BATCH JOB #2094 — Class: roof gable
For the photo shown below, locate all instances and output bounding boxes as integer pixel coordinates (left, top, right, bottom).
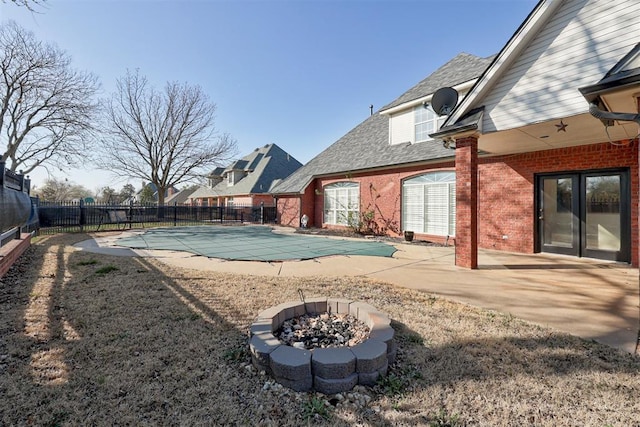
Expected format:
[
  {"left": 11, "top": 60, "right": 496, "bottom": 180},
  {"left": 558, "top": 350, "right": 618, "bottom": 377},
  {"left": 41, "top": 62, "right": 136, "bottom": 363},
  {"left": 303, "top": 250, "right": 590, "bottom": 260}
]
[{"left": 446, "top": 0, "right": 640, "bottom": 133}]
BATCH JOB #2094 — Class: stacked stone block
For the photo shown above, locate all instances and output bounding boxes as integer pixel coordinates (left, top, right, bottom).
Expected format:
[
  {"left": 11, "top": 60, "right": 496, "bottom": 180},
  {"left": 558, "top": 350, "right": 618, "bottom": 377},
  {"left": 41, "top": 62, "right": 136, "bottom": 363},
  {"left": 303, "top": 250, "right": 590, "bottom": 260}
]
[{"left": 249, "top": 297, "right": 395, "bottom": 393}]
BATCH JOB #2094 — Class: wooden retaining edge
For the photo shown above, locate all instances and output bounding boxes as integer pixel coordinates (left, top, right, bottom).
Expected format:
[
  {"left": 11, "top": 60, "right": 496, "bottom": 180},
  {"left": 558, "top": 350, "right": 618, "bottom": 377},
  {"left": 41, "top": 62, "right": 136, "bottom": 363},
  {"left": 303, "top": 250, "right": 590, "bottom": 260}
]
[{"left": 0, "top": 233, "right": 32, "bottom": 278}]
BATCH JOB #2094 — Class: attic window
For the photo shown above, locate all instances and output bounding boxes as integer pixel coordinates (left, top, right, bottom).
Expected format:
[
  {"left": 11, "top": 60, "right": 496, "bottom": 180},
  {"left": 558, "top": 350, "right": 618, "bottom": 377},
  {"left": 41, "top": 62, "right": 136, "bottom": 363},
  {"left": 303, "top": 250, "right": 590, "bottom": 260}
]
[
  {"left": 414, "top": 105, "right": 446, "bottom": 143},
  {"left": 227, "top": 172, "right": 234, "bottom": 186}
]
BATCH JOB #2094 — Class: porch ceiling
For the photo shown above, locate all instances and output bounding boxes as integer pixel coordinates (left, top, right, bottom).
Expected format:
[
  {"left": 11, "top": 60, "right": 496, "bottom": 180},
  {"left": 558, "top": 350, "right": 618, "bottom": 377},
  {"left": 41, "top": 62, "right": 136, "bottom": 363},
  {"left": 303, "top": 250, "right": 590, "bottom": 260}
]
[{"left": 478, "top": 110, "right": 639, "bottom": 156}]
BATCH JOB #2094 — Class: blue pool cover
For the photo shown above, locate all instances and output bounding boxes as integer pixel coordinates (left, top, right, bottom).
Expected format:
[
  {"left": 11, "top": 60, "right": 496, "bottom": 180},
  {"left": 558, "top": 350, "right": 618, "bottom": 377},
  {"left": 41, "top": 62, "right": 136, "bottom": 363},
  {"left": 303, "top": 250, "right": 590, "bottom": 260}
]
[{"left": 115, "top": 225, "right": 397, "bottom": 262}]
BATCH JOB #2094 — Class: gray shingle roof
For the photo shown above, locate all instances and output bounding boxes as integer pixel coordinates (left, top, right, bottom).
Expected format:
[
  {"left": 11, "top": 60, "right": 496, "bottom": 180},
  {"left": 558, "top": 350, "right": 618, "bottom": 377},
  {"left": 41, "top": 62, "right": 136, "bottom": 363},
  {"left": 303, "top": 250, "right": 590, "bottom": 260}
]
[
  {"left": 190, "top": 143, "right": 302, "bottom": 199},
  {"left": 272, "top": 53, "right": 494, "bottom": 195},
  {"left": 165, "top": 186, "right": 199, "bottom": 205},
  {"left": 382, "top": 52, "right": 495, "bottom": 111}
]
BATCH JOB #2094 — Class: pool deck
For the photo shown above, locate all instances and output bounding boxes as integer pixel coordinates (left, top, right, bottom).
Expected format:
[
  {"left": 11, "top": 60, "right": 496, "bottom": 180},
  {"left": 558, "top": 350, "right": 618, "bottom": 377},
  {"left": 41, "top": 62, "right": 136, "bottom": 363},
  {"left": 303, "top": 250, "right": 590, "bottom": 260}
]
[{"left": 76, "top": 227, "right": 640, "bottom": 355}]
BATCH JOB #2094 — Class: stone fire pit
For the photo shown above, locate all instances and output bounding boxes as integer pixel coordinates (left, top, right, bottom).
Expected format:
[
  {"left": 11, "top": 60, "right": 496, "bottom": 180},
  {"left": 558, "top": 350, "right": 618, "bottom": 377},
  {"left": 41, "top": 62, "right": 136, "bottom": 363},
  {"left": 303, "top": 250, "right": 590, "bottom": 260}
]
[{"left": 249, "top": 297, "right": 396, "bottom": 394}]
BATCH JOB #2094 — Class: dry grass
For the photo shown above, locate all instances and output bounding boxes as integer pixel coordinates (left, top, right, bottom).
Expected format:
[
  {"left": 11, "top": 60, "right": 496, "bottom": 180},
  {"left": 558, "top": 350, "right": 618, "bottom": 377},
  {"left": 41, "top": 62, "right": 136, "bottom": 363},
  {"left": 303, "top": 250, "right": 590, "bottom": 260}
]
[{"left": 1, "top": 233, "right": 639, "bottom": 426}]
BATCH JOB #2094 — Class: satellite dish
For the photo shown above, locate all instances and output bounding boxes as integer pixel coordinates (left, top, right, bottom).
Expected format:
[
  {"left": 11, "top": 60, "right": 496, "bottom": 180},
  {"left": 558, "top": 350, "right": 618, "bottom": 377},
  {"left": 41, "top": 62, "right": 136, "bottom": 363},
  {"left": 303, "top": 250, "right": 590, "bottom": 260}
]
[{"left": 431, "top": 87, "right": 459, "bottom": 116}]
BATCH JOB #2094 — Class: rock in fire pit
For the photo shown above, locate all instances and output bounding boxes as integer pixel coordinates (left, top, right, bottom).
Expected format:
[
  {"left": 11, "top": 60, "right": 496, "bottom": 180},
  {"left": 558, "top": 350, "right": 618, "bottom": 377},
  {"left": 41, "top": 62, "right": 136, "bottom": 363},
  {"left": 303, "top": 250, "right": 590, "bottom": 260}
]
[
  {"left": 249, "top": 297, "right": 396, "bottom": 394},
  {"left": 276, "top": 311, "right": 370, "bottom": 349}
]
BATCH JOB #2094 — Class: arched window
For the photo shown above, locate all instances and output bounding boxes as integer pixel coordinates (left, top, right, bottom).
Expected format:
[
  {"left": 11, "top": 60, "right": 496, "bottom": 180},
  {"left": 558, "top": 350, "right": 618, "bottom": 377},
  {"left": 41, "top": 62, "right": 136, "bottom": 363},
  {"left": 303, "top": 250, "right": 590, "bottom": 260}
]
[
  {"left": 324, "top": 182, "right": 359, "bottom": 226},
  {"left": 402, "top": 172, "right": 455, "bottom": 236}
]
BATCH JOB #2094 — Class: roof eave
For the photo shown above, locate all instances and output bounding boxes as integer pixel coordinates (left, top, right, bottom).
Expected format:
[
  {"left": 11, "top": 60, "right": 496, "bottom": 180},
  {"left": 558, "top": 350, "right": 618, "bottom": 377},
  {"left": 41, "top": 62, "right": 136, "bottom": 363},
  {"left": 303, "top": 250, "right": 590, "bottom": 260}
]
[
  {"left": 579, "top": 72, "right": 640, "bottom": 104},
  {"left": 430, "top": 123, "right": 479, "bottom": 140},
  {"left": 430, "top": 107, "right": 484, "bottom": 139}
]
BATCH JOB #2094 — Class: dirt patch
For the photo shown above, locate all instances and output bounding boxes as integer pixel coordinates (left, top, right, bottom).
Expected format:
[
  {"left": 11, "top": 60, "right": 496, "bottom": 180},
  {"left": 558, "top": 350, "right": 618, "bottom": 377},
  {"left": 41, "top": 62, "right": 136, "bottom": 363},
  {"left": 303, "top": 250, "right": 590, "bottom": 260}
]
[
  {"left": 295, "top": 227, "right": 448, "bottom": 247},
  {"left": 1, "top": 233, "right": 639, "bottom": 425}
]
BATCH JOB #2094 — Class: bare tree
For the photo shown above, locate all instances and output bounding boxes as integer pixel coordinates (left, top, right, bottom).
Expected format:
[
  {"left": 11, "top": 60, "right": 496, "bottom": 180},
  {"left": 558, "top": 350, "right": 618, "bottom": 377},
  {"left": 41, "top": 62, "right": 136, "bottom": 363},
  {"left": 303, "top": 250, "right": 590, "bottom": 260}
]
[
  {"left": 33, "top": 177, "right": 91, "bottom": 202},
  {"left": 3, "top": 0, "right": 46, "bottom": 11},
  {"left": 100, "top": 70, "right": 237, "bottom": 205},
  {"left": 0, "top": 21, "right": 100, "bottom": 175}
]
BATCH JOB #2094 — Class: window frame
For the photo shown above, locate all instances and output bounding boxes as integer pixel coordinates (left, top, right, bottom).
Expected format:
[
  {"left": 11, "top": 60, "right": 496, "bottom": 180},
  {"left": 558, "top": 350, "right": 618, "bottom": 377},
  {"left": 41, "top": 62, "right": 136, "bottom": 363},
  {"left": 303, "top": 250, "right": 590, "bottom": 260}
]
[
  {"left": 402, "top": 171, "right": 456, "bottom": 236},
  {"left": 413, "top": 104, "right": 446, "bottom": 143},
  {"left": 323, "top": 182, "right": 360, "bottom": 226}
]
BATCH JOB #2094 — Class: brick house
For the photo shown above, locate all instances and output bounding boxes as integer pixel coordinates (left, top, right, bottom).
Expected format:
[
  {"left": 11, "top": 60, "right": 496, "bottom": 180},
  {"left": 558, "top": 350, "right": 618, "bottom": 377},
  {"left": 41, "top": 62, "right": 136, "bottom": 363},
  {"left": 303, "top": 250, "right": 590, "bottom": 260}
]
[
  {"left": 274, "top": 0, "right": 640, "bottom": 268},
  {"left": 188, "top": 143, "right": 302, "bottom": 207}
]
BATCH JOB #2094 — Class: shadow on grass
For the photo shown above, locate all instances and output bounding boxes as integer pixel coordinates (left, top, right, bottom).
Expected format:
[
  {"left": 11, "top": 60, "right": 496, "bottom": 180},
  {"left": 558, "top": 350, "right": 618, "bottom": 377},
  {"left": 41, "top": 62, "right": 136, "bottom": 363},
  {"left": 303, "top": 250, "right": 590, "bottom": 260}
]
[
  {"left": 3, "top": 234, "right": 639, "bottom": 426},
  {"left": 345, "top": 317, "right": 640, "bottom": 427},
  {"left": 0, "top": 233, "right": 262, "bottom": 425}
]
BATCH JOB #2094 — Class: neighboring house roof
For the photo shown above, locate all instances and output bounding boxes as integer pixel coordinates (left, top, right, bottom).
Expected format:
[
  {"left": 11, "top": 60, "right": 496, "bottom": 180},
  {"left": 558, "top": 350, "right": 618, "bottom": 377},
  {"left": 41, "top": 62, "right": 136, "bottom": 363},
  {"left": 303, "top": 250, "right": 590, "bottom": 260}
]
[
  {"left": 188, "top": 184, "right": 219, "bottom": 200},
  {"left": 165, "top": 186, "right": 199, "bottom": 205},
  {"left": 190, "top": 143, "right": 302, "bottom": 199},
  {"left": 272, "top": 53, "right": 493, "bottom": 195},
  {"left": 135, "top": 182, "right": 179, "bottom": 200},
  {"left": 208, "top": 167, "right": 226, "bottom": 177}
]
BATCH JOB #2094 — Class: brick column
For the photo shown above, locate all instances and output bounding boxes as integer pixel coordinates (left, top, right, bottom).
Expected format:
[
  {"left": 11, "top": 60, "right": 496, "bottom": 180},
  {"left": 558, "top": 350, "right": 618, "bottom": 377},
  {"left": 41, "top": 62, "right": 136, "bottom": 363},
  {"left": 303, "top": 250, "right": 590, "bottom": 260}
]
[
  {"left": 455, "top": 136, "right": 478, "bottom": 269},
  {"left": 637, "top": 96, "right": 640, "bottom": 270}
]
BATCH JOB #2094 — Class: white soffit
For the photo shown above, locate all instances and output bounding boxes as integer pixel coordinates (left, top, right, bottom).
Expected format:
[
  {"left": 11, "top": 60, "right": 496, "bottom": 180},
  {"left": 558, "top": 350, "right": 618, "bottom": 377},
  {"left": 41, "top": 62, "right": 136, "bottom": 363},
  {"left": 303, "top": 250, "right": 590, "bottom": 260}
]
[{"left": 478, "top": 113, "right": 639, "bottom": 155}]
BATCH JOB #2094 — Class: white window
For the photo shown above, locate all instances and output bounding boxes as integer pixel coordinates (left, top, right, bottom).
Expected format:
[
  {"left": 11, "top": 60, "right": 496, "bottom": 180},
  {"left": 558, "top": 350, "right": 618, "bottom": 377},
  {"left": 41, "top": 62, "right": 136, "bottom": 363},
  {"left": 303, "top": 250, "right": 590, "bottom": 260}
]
[
  {"left": 227, "top": 172, "right": 234, "bottom": 185},
  {"left": 414, "top": 105, "right": 446, "bottom": 143},
  {"left": 324, "top": 182, "right": 359, "bottom": 226},
  {"left": 402, "top": 172, "right": 455, "bottom": 236}
]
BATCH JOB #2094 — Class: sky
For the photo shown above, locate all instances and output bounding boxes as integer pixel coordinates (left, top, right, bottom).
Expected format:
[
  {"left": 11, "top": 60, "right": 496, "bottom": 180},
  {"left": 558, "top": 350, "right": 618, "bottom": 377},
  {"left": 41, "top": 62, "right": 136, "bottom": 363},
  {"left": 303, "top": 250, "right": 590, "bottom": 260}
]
[{"left": 0, "top": 0, "right": 538, "bottom": 194}]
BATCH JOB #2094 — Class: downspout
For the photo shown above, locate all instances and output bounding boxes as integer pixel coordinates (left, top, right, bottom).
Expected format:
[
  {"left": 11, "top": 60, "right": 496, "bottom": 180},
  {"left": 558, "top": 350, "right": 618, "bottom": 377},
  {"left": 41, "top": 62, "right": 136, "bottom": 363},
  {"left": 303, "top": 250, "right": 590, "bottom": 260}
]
[{"left": 588, "top": 103, "right": 640, "bottom": 125}]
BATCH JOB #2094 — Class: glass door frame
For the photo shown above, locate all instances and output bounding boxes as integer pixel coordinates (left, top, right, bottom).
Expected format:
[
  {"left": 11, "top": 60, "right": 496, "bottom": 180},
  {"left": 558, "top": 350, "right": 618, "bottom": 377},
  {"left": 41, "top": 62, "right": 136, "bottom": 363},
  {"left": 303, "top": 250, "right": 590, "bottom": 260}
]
[
  {"left": 580, "top": 170, "right": 630, "bottom": 262},
  {"left": 536, "top": 174, "right": 580, "bottom": 257},
  {"left": 535, "top": 168, "right": 631, "bottom": 263}
]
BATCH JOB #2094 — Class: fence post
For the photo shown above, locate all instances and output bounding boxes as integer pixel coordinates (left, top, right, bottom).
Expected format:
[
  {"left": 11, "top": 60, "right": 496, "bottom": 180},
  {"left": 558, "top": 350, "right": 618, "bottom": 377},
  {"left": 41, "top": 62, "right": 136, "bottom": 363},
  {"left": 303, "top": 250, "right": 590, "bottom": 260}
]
[
  {"left": 79, "top": 198, "right": 85, "bottom": 232},
  {"left": 129, "top": 199, "right": 134, "bottom": 229},
  {"left": 219, "top": 206, "right": 223, "bottom": 224},
  {"left": 18, "top": 170, "right": 24, "bottom": 192},
  {"left": 0, "top": 161, "right": 4, "bottom": 187},
  {"left": 173, "top": 202, "right": 177, "bottom": 226},
  {"left": 260, "top": 202, "right": 264, "bottom": 224}
]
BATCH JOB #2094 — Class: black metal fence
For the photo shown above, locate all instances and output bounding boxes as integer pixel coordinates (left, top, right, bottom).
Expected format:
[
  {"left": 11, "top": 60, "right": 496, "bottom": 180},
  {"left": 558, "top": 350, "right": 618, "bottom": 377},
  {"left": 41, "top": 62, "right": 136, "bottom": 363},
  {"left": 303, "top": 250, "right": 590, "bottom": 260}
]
[
  {"left": 34, "top": 199, "right": 277, "bottom": 234},
  {"left": 0, "top": 161, "right": 31, "bottom": 193}
]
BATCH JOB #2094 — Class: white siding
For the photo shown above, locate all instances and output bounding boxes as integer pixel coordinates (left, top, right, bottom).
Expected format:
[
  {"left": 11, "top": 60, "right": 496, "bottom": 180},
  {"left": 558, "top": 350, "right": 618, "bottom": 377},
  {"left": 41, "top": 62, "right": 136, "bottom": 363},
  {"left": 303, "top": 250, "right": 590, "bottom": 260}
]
[
  {"left": 389, "top": 109, "right": 414, "bottom": 145},
  {"left": 483, "top": 0, "right": 640, "bottom": 132}
]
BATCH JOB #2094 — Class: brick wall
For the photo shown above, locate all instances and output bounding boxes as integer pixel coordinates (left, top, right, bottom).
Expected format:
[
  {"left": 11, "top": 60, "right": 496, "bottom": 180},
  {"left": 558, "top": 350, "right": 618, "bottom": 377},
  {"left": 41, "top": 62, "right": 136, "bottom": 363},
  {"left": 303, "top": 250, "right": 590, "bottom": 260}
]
[
  {"left": 276, "top": 140, "right": 638, "bottom": 265},
  {"left": 251, "top": 194, "right": 275, "bottom": 206},
  {"left": 478, "top": 141, "right": 639, "bottom": 265},
  {"left": 314, "top": 162, "right": 454, "bottom": 239},
  {"left": 276, "top": 195, "right": 302, "bottom": 227}
]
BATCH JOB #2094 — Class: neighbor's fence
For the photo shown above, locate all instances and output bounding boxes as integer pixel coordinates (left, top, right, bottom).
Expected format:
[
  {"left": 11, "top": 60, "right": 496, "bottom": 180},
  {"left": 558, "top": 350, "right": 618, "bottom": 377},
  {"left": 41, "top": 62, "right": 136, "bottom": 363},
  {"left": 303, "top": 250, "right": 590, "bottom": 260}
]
[
  {"left": 34, "top": 199, "right": 277, "bottom": 234},
  {"left": 0, "top": 161, "right": 31, "bottom": 193},
  {"left": 0, "top": 161, "right": 34, "bottom": 247}
]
